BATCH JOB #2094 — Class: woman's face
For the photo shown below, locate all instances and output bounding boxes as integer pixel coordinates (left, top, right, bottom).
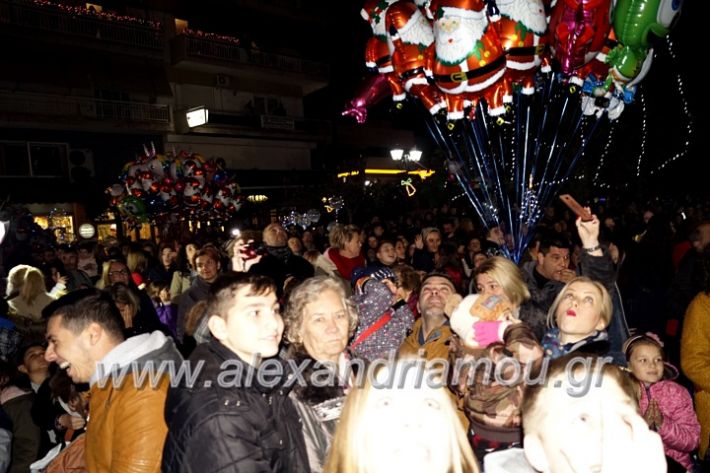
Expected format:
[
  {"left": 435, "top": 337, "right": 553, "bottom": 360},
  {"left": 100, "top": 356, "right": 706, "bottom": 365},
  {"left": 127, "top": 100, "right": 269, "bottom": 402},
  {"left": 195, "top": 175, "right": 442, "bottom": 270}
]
[
  {"left": 364, "top": 374, "right": 451, "bottom": 473},
  {"left": 343, "top": 234, "right": 362, "bottom": 257},
  {"left": 468, "top": 238, "right": 481, "bottom": 253},
  {"left": 299, "top": 289, "right": 350, "bottom": 363},
  {"left": 425, "top": 232, "right": 441, "bottom": 253},
  {"left": 115, "top": 302, "right": 134, "bottom": 328},
  {"left": 161, "top": 248, "right": 174, "bottom": 267},
  {"left": 555, "top": 281, "right": 605, "bottom": 341},
  {"left": 475, "top": 273, "right": 505, "bottom": 298}
]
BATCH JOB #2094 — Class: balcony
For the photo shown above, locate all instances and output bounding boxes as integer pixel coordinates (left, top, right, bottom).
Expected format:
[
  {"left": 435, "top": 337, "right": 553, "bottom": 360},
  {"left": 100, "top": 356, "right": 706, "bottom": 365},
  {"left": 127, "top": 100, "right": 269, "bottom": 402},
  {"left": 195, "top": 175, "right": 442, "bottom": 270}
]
[
  {"left": 186, "top": 109, "right": 331, "bottom": 141},
  {"left": 171, "top": 35, "right": 329, "bottom": 94},
  {"left": 0, "top": 91, "right": 172, "bottom": 132},
  {"left": 0, "top": 0, "right": 165, "bottom": 57}
]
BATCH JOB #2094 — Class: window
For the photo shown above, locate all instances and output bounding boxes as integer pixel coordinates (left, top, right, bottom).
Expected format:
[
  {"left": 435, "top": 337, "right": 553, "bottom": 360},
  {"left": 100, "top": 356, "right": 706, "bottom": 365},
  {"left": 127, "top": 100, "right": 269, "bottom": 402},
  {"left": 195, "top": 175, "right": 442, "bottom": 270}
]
[{"left": 0, "top": 141, "right": 67, "bottom": 177}]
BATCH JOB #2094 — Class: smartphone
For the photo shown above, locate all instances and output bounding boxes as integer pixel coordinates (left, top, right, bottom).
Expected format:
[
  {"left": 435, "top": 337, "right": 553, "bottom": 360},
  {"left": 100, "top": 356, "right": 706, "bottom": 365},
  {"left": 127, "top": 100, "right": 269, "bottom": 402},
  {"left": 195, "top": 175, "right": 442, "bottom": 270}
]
[
  {"left": 559, "top": 194, "right": 593, "bottom": 221},
  {"left": 242, "top": 241, "right": 267, "bottom": 259}
]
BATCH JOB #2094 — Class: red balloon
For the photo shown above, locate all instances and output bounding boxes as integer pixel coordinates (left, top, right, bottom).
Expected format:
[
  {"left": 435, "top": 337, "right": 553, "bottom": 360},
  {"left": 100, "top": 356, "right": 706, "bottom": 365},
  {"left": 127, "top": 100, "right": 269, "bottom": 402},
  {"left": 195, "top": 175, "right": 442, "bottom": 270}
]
[{"left": 548, "top": 0, "right": 612, "bottom": 77}]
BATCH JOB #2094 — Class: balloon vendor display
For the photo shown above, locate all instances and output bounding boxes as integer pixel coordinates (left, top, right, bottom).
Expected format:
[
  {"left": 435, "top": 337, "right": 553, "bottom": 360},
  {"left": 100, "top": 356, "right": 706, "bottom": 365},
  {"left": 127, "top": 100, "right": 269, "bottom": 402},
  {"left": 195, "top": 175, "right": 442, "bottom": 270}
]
[
  {"left": 345, "top": 0, "right": 682, "bottom": 262},
  {"left": 107, "top": 144, "right": 243, "bottom": 228}
]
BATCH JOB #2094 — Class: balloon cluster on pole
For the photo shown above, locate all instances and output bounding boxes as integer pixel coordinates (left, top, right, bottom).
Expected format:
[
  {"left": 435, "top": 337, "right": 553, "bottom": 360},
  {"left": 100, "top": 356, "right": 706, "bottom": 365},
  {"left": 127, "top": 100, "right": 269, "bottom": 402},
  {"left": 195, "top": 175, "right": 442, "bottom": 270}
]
[
  {"left": 345, "top": 0, "right": 682, "bottom": 261},
  {"left": 107, "top": 144, "right": 243, "bottom": 228}
]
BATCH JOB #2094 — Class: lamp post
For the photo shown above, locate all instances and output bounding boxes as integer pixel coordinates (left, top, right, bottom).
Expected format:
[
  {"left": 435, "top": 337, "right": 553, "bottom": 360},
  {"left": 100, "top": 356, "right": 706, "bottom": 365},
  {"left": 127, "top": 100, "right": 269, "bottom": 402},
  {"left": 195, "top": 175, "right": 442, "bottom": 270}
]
[{"left": 390, "top": 148, "right": 422, "bottom": 162}]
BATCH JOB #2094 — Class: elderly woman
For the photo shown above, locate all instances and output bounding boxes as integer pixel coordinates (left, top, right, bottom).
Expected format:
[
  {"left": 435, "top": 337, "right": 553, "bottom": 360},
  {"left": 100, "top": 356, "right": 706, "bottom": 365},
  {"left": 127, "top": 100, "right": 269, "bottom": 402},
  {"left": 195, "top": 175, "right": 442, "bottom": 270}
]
[{"left": 283, "top": 276, "right": 360, "bottom": 473}]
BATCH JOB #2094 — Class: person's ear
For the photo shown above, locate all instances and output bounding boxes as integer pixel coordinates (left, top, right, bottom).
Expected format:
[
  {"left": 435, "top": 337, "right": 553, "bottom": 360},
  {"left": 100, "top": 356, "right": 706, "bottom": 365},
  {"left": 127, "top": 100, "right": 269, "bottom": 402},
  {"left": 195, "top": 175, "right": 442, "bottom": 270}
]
[
  {"left": 86, "top": 322, "right": 104, "bottom": 346},
  {"left": 536, "top": 251, "right": 545, "bottom": 267},
  {"left": 17, "top": 364, "right": 28, "bottom": 375},
  {"left": 595, "top": 316, "right": 607, "bottom": 331},
  {"left": 207, "top": 315, "right": 227, "bottom": 342},
  {"left": 524, "top": 433, "right": 550, "bottom": 473}
]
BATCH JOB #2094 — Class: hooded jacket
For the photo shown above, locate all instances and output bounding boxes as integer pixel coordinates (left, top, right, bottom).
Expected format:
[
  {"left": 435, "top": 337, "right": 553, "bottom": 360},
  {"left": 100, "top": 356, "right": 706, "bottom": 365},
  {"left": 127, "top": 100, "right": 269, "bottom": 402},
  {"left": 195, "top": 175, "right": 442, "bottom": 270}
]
[
  {"left": 637, "top": 364, "right": 700, "bottom": 471},
  {"left": 86, "top": 331, "right": 182, "bottom": 473}
]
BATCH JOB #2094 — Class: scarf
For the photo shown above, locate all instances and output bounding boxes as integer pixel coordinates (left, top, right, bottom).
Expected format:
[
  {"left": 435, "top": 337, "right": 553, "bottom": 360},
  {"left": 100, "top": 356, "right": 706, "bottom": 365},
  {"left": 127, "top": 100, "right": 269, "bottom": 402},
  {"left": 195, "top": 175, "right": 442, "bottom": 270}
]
[
  {"left": 266, "top": 245, "right": 292, "bottom": 264},
  {"left": 541, "top": 328, "right": 609, "bottom": 359}
]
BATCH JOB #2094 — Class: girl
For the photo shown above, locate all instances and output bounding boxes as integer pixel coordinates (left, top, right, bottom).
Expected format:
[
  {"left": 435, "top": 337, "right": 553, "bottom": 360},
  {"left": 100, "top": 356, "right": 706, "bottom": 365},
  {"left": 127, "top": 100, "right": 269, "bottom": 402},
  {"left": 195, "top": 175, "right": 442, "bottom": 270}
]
[{"left": 624, "top": 333, "right": 700, "bottom": 472}]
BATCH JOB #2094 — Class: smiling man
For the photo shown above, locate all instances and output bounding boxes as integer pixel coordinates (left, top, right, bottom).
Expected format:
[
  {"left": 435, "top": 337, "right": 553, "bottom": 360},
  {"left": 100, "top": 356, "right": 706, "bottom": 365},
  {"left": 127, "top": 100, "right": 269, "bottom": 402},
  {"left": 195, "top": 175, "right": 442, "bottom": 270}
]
[
  {"left": 43, "top": 289, "right": 182, "bottom": 473},
  {"left": 162, "top": 273, "right": 310, "bottom": 473}
]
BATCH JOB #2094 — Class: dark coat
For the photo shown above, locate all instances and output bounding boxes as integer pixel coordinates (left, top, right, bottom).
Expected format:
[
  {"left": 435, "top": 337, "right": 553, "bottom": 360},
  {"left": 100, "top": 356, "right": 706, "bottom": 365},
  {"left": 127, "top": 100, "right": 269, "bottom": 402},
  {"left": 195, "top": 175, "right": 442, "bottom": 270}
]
[
  {"left": 162, "top": 340, "right": 311, "bottom": 473},
  {"left": 249, "top": 252, "right": 314, "bottom": 296}
]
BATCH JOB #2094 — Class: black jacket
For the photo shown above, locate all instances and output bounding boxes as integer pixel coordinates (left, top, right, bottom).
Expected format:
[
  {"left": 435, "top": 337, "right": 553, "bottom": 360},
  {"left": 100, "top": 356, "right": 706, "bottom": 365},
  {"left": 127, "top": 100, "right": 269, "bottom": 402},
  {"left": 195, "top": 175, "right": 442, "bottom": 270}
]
[{"left": 162, "top": 340, "right": 311, "bottom": 473}]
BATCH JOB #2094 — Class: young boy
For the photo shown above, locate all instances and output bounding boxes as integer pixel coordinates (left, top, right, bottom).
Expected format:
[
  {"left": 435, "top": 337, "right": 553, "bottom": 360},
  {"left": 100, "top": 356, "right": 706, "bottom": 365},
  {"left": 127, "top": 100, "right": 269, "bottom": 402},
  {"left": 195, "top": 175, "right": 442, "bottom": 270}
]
[{"left": 162, "top": 273, "right": 310, "bottom": 472}]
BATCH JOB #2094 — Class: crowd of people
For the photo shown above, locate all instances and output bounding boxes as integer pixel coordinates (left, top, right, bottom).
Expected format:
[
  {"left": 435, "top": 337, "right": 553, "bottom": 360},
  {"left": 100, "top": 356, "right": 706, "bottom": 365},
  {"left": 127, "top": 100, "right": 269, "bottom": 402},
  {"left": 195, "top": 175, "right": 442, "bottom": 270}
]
[{"left": 0, "top": 198, "right": 708, "bottom": 472}]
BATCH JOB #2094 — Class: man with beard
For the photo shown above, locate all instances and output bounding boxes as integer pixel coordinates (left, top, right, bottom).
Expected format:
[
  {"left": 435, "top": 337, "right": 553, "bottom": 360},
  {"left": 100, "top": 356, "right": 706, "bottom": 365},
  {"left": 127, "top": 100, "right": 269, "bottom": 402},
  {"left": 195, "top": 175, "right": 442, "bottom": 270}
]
[
  {"left": 426, "top": 0, "right": 511, "bottom": 121},
  {"left": 398, "top": 273, "right": 469, "bottom": 429}
]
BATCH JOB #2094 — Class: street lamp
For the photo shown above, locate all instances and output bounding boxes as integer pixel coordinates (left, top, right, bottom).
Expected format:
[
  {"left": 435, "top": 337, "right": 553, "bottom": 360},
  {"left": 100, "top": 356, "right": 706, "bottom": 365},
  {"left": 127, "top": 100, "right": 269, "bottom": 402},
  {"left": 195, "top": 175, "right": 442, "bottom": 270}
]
[
  {"left": 185, "top": 106, "right": 209, "bottom": 128},
  {"left": 390, "top": 148, "right": 421, "bottom": 162}
]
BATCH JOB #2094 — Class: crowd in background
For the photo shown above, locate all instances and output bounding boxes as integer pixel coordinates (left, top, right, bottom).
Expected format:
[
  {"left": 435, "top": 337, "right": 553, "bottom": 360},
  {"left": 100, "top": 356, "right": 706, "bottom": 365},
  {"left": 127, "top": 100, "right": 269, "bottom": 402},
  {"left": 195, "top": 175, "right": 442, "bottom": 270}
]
[{"left": 0, "top": 195, "right": 708, "bottom": 472}]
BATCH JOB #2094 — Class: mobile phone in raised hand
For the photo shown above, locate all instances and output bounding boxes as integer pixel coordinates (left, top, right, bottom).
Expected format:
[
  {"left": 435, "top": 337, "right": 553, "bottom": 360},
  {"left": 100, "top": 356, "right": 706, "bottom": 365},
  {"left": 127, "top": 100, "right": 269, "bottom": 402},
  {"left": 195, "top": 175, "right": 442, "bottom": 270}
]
[{"left": 559, "top": 194, "right": 593, "bottom": 222}]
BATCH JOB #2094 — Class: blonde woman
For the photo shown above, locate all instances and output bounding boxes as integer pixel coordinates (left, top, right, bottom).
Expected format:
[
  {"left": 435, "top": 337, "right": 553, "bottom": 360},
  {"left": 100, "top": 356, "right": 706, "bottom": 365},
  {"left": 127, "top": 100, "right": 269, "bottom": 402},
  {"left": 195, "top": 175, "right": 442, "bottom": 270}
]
[
  {"left": 6, "top": 264, "right": 66, "bottom": 322},
  {"left": 324, "top": 361, "right": 480, "bottom": 473},
  {"left": 473, "top": 256, "right": 547, "bottom": 339}
]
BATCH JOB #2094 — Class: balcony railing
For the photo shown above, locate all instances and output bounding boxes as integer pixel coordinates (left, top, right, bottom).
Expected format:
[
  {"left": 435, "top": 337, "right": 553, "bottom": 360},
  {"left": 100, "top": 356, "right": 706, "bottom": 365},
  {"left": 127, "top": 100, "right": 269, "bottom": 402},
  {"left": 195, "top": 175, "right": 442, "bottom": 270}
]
[
  {"left": 176, "top": 35, "right": 329, "bottom": 77},
  {"left": 205, "top": 110, "right": 330, "bottom": 136},
  {"left": 0, "top": 91, "right": 171, "bottom": 124},
  {"left": 0, "top": 0, "right": 165, "bottom": 50}
]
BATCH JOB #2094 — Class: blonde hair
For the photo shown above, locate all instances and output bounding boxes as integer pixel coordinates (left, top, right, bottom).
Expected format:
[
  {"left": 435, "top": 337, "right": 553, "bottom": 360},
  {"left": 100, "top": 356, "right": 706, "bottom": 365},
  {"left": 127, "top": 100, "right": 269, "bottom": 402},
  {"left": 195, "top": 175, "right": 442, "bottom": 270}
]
[
  {"left": 6, "top": 264, "right": 47, "bottom": 305},
  {"left": 546, "top": 277, "right": 613, "bottom": 328},
  {"left": 283, "top": 276, "right": 358, "bottom": 351},
  {"left": 328, "top": 224, "right": 361, "bottom": 250},
  {"left": 474, "top": 256, "right": 530, "bottom": 307},
  {"left": 96, "top": 259, "right": 127, "bottom": 289},
  {"left": 127, "top": 250, "right": 148, "bottom": 274},
  {"left": 324, "top": 361, "right": 480, "bottom": 473}
]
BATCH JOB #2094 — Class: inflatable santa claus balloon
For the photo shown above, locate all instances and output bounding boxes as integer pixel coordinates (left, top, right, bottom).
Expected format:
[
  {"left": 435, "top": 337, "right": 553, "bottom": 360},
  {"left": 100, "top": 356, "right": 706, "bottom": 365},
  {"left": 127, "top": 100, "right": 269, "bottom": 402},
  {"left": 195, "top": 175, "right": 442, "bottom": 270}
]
[
  {"left": 494, "top": 0, "right": 550, "bottom": 95},
  {"left": 425, "top": 0, "right": 512, "bottom": 121},
  {"left": 386, "top": 0, "right": 447, "bottom": 115}
]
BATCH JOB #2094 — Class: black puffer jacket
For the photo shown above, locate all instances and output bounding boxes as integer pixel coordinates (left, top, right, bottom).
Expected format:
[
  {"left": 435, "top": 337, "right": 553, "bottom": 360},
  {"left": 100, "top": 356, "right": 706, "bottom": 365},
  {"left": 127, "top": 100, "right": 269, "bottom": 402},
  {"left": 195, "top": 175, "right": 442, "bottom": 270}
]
[{"left": 162, "top": 340, "right": 311, "bottom": 473}]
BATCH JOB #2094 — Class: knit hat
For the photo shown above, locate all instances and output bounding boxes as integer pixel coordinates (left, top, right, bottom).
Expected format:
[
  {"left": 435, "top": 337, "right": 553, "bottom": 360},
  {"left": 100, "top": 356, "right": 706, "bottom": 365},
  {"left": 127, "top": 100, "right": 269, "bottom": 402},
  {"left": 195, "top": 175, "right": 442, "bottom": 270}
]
[{"left": 351, "top": 266, "right": 398, "bottom": 289}]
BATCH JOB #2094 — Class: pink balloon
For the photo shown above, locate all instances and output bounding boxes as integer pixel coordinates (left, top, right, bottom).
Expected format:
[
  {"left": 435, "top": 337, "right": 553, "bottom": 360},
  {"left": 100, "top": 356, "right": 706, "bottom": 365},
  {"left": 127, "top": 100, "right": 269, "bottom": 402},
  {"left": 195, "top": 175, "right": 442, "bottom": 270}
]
[{"left": 342, "top": 74, "right": 391, "bottom": 124}]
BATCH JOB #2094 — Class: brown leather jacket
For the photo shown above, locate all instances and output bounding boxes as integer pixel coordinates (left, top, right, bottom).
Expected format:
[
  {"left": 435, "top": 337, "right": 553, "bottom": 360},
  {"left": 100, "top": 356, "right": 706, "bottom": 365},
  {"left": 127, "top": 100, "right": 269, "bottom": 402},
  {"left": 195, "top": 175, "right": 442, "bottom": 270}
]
[{"left": 85, "top": 333, "right": 182, "bottom": 472}]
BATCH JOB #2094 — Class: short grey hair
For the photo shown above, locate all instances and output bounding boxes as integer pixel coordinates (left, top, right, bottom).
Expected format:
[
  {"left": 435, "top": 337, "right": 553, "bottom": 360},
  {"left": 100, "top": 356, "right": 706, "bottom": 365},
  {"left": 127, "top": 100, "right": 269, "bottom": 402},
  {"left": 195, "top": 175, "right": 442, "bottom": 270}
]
[{"left": 284, "top": 276, "right": 358, "bottom": 351}]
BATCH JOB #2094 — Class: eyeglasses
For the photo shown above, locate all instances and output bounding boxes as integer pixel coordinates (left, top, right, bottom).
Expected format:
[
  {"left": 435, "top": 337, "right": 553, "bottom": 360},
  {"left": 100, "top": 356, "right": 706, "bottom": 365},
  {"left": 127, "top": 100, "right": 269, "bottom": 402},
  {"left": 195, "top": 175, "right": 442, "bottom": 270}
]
[{"left": 108, "top": 269, "right": 129, "bottom": 276}]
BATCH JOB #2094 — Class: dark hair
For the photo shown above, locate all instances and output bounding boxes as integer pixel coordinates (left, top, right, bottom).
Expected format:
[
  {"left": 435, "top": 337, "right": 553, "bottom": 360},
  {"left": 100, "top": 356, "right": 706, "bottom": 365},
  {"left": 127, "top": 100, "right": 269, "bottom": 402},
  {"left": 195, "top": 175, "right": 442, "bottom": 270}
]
[
  {"left": 42, "top": 288, "right": 125, "bottom": 341},
  {"left": 375, "top": 239, "right": 395, "bottom": 253},
  {"left": 194, "top": 247, "right": 221, "bottom": 265},
  {"left": 539, "top": 234, "right": 571, "bottom": 255},
  {"left": 14, "top": 341, "right": 45, "bottom": 368},
  {"left": 419, "top": 271, "right": 457, "bottom": 295},
  {"left": 206, "top": 273, "right": 276, "bottom": 320}
]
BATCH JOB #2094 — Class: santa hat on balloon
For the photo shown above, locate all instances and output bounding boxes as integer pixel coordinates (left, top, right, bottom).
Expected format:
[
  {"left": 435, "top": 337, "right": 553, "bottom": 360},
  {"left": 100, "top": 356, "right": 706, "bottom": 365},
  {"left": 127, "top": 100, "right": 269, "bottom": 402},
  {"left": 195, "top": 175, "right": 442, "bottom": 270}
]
[
  {"left": 429, "top": 0, "right": 500, "bottom": 22},
  {"left": 360, "top": 0, "right": 397, "bottom": 23}
]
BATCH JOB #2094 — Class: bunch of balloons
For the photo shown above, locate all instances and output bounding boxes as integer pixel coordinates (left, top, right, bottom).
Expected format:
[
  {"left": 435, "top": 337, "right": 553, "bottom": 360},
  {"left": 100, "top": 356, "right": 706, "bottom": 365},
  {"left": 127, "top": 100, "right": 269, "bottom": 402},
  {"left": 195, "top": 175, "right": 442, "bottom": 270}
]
[
  {"left": 279, "top": 209, "right": 323, "bottom": 230},
  {"left": 346, "top": 0, "right": 681, "bottom": 123},
  {"left": 106, "top": 144, "right": 243, "bottom": 227},
  {"left": 345, "top": 0, "right": 682, "bottom": 261}
]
